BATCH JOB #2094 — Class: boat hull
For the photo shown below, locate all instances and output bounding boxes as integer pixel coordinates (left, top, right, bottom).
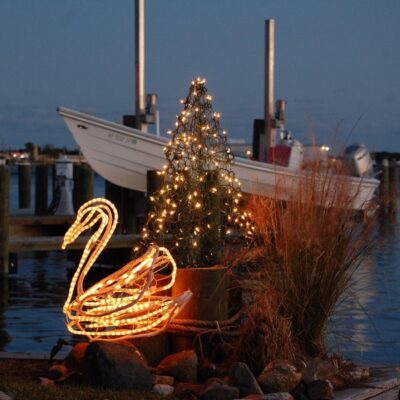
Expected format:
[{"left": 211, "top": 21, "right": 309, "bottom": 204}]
[{"left": 58, "top": 107, "right": 379, "bottom": 210}]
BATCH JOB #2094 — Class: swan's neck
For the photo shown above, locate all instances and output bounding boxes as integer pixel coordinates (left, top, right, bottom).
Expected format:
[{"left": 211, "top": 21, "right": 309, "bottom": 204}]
[{"left": 64, "top": 205, "right": 117, "bottom": 311}]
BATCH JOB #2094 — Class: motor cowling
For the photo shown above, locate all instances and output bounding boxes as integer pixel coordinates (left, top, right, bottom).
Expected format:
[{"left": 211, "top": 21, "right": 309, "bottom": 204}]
[{"left": 344, "top": 143, "right": 374, "bottom": 177}]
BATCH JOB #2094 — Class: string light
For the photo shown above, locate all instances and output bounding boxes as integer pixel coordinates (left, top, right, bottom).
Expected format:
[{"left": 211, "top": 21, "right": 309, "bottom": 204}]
[
  {"left": 140, "top": 77, "right": 255, "bottom": 267},
  {"left": 62, "top": 198, "right": 192, "bottom": 340}
]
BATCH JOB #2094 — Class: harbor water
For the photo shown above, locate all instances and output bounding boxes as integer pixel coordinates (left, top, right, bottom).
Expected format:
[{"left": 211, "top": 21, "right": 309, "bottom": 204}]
[{"left": 0, "top": 169, "right": 399, "bottom": 364}]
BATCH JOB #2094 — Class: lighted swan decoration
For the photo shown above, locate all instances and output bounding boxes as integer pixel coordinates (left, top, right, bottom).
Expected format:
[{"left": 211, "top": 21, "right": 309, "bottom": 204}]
[{"left": 62, "top": 197, "right": 192, "bottom": 340}]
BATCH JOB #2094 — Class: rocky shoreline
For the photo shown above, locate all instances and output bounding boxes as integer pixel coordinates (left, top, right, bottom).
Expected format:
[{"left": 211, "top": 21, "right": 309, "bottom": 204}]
[{"left": 2, "top": 341, "right": 398, "bottom": 400}]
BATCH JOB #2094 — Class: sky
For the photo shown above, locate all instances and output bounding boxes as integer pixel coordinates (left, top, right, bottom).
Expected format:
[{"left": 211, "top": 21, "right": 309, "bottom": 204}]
[{"left": 0, "top": 0, "right": 399, "bottom": 153}]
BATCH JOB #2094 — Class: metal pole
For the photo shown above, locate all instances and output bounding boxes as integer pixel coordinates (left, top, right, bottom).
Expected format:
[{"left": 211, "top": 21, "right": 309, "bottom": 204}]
[
  {"left": 263, "top": 19, "right": 275, "bottom": 162},
  {"left": 135, "top": 0, "right": 147, "bottom": 132}
]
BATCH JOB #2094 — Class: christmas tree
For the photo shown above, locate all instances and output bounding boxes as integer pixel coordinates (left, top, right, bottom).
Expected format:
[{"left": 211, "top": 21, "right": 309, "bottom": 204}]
[{"left": 141, "top": 78, "right": 253, "bottom": 268}]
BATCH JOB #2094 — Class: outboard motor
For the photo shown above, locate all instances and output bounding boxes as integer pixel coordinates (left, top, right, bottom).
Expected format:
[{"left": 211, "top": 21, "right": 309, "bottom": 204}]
[
  {"left": 49, "top": 155, "right": 74, "bottom": 215},
  {"left": 344, "top": 143, "right": 374, "bottom": 177}
]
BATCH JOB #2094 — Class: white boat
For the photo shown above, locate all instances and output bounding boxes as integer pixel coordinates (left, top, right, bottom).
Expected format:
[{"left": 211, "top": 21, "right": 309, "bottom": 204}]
[{"left": 58, "top": 107, "right": 380, "bottom": 210}]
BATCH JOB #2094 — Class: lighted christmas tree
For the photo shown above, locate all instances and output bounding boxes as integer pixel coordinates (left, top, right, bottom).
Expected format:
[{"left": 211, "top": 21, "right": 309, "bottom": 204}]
[{"left": 141, "top": 78, "right": 253, "bottom": 268}]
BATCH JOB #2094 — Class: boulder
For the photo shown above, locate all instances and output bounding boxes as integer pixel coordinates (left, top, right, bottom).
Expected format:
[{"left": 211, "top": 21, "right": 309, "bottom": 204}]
[
  {"left": 257, "top": 360, "right": 302, "bottom": 394},
  {"left": 243, "top": 393, "right": 294, "bottom": 400},
  {"left": 198, "top": 358, "right": 217, "bottom": 381},
  {"left": 306, "top": 380, "right": 333, "bottom": 400},
  {"left": 83, "top": 341, "right": 152, "bottom": 390},
  {"left": 345, "top": 364, "right": 369, "bottom": 381},
  {"left": 152, "top": 374, "right": 175, "bottom": 386},
  {"left": 263, "top": 394, "right": 294, "bottom": 400},
  {"left": 153, "top": 383, "right": 175, "bottom": 396},
  {"left": 229, "top": 362, "right": 263, "bottom": 396},
  {"left": 174, "top": 382, "right": 204, "bottom": 399},
  {"left": 199, "top": 377, "right": 239, "bottom": 400},
  {"left": 64, "top": 342, "right": 89, "bottom": 373},
  {"left": 302, "top": 357, "right": 338, "bottom": 384},
  {"left": 0, "top": 390, "right": 12, "bottom": 400},
  {"left": 47, "top": 363, "right": 69, "bottom": 381},
  {"left": 155, "top": 349, "right": 198, "bottom": 382}
]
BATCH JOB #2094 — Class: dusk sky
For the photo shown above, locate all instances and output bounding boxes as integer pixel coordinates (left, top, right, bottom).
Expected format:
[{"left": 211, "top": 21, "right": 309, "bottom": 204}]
[{"left": 1, "top": 0, "right": 399, "bottom": 154}]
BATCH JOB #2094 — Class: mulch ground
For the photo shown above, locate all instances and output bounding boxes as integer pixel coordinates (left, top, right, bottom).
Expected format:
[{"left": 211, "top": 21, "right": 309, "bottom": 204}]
[{"left": 0, "top": 358, "right": 49, "bottom": 382}]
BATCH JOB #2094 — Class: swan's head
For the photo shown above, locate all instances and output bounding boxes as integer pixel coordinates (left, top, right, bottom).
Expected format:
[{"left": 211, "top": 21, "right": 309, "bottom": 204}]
[{"left": 62, "top": 198, "right": 116, "bottom": 249}]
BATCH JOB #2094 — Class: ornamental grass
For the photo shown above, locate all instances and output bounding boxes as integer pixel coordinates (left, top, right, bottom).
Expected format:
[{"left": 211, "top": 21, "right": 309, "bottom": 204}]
[{"left": 232, "top": 161, "right": 377, "bottom": 373}]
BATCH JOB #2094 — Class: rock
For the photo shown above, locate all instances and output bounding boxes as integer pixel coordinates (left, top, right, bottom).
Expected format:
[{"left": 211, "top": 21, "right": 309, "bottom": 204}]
[
  {"left": 152, "top": 374, "right": 175, "bottom": 386},
  {"left": 156, "top": 349, "right": 198, "bottom": 382},
  {"left": 326, "top": 374, "right": 348, "bottom": 390},
  {"left": 263, "top": 394, "right": 294, "bottom": 400},
  {"left": 64, "top": 342, "right": 89, "bottom": 373},
  {"left": 174, "top": 382, "right": 204, "bottom": 399},
  {"left": 290, "top": 389, "right": 309, "bottom": 400},
  {"left": 83, "top": 341, "right": 152, "bottom": 390},
  {"left": 229, "top": 362, "right": 263, "bottom": 396},
  {"left": 39, "top": 377, "right": 55, "bottom": 386},
  {"left": 0, "top": 390, "right": 13, "bottom": 400},
  {"left": 243, "top": 394, "right": 294, "bottom": 400},
  {"left": 302, "top": 358, "right": 338, "bottom": 384},
  {"left": 257, "top": 360, "right": 302, "bottom": 394},
  {"left": 131, "top": 332, "right": 170, "bottom": 367},
  {"left": 47, "top": 363, "right": 68, "bottom": 380},
  {"left": 153, "top": 384, "right": 175, "bottom": 396},
  {"left": 198, "top": 358, "right": 217, "bottom": 381},
  {"left": 306, "top": 380, "right": 333, "bottom": 400},
  {"left": 199, "top": 377, "right": 239, "bottom": 400},
  {"left": 345, "top": 364, "right": 369, "bottom": 381}
]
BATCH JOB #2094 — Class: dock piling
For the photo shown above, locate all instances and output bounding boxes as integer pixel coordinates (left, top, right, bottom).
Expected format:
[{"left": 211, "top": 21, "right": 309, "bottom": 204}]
[
  {"left": 0, "top": 165, "right": 10, "bottom": 277},
  {"left": 73, "top": 162, "right": 94, "bottom": 212},
  {"left": 35, "top": 164, "right": 48, "bottom": 216},
  {"left": 18, "top": 163, "right": 32, "bottom": 209}
]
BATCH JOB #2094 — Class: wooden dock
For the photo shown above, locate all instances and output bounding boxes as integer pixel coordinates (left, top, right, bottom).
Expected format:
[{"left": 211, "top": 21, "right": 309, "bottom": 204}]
[
  {"left": 9, "top": 233, "right": 139, "bottom": 253},
  {"left": 0, "top": 163, "right": 162, "bottom": 276}
]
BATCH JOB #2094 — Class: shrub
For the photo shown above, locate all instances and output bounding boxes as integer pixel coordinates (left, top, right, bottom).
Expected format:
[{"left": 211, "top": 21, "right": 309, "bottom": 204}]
[{"left": 233, "top": 162, "right": 377, "bottom": 371}]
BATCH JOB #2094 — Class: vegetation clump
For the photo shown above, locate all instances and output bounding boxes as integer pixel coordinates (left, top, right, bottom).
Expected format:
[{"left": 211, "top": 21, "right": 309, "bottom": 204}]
[
  {"left": 141, "top": 78, "right": 253, "bottom": 268},
  {"left": 233, "top": 163, "right": 376, "bottom": 372}
]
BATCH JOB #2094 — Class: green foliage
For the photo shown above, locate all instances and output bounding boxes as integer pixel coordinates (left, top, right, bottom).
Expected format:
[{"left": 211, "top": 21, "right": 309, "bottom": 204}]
[{"left": 141, "top": 78, "right": 253, "bottom": 267}]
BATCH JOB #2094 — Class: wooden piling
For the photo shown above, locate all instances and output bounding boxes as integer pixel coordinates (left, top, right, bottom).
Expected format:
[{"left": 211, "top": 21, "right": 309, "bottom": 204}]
[
  {"left": 73, "top": 162, "right": 94, "bottom": 212},
  {"left": 35, "top": 164, "right": 48, "bottom": 216},
  {"left": 0, "top": 166, "right": 10, "bottom": 277},
  {"left": 105, "top": 181, "right": 124, "bottom": 234},
  {"left": 389, "top": 159, "right": 398, "bottom": 214},
  {"left": 146, "top": 170, "right": 164, "bottom": 212},
  {"left": 18, "top": 163, "right": 31, "bottom": 209},
  {"left": 379, "top": 159, "right": 389, "bottom": 214}
]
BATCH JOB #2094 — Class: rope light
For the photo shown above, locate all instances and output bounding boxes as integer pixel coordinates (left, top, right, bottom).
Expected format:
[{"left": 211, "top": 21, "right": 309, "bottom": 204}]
[{"left": 62, "top": 198, "right": 192, "bottom": 341}]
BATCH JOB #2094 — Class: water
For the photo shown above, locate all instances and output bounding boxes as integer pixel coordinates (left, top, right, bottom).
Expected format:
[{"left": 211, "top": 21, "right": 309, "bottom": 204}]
[{"left": 1, "top": 170, "right": 400, "bottom": 364}]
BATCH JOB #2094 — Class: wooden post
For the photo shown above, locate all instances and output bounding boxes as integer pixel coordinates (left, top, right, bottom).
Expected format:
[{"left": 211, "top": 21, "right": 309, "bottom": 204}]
[
  {"left": 18, "top": 163, "right": 31, "bottom": 209},
  {"left": 389, "top": 159, "right": 398, "bottom": 214},
  {"left": 146, "top": 170, "right": 164, "bottom": 203},
  {"left": 35, "top": 164, "right": 48, "bottom": 216},
  {"left": 73, "top": 163, "right": 94, "bottom": 212},
  {"left": 105, "top": 181, "right": 124, "bottom": 234},
  {"left": 379, "top": 159, "right": 389, "bottom": 214},
  {"left": 171, "top": 266, "right": 230, "bottom": 353},
  {"left": 0, "top": 166, "right": 10, "bottom": 277}
]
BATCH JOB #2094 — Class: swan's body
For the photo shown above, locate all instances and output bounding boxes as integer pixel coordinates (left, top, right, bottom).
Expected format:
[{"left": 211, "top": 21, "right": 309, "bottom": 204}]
[{"left": 62, "top": 198, "right": 192, "bottom": 340}]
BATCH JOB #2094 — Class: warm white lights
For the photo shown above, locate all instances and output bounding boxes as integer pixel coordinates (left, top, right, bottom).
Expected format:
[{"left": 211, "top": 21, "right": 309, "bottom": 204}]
[{"left": 62, "top": 198, "right": 192, "bottom": 340}]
